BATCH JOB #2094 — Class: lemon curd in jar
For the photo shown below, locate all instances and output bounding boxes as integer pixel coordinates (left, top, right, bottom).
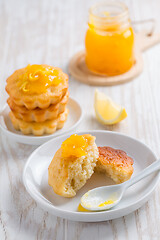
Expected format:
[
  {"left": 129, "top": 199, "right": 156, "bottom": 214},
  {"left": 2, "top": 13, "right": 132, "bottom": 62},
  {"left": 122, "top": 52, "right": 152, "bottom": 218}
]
[{"left": 85, "top": 1, "right": 135, "bottom": 76}]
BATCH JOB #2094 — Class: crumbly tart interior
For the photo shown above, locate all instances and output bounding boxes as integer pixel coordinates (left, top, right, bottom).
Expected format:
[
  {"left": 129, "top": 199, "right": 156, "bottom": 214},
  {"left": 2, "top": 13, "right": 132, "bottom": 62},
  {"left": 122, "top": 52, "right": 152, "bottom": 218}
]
[{"left": 48, "top": 134, "right": 99, "bottom": 197}]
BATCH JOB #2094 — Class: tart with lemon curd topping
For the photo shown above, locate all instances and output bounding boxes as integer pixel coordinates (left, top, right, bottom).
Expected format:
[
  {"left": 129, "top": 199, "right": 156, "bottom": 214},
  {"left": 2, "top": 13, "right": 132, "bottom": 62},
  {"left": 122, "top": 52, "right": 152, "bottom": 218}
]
[
  {"left": 48, "top": 134, "right": 99, "bottom": 197},
  {"left": 5, "top": 64, "right": 68, "bottom": 109}
]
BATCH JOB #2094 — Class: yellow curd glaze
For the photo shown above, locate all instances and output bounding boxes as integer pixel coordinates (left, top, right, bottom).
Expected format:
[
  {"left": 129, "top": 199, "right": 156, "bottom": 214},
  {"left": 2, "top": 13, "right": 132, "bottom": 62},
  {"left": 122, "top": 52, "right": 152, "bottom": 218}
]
[
  {"left": 17, "top": 64, "right": 62, "bottom": 94},
  {"left": 85, "top": 3, "right": 135, "bottom": 76},
  {"left": 61, "top": 134, "right": 89, "bottom": 158},
  {"left": 78, "top": 200, "right": 115, "bottom": 212},
  {"left": 77, "top": 204, "right": 90, "bottom": 212},
  {"left": 98, "top": 200, "right": 114, "bottom": 207}
]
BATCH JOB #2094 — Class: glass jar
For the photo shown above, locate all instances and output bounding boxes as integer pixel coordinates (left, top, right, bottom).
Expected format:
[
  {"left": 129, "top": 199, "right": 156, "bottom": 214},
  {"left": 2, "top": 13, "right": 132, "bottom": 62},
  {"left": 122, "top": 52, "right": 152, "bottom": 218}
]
[{"left": 85, "top": 1, "right": 135, "bottom": 76}]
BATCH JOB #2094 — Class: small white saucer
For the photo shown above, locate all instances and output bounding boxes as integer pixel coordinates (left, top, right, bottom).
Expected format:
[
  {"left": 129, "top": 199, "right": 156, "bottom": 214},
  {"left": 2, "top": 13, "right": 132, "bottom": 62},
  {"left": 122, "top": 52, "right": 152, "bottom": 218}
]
[
  {"left": 23, "top": 130, "right": 159, "bottom": 222},
  {"left": 0, "top": 98, "right": 83, "bottom": 145}
]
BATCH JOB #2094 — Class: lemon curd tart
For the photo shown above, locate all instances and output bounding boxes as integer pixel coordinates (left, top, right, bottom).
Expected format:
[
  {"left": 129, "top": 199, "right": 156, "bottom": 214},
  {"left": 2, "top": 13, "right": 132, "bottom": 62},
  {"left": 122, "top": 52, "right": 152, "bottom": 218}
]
[
  {"left": 6, "top": 64, "right": 68, "bottom": 109},
  {"left": 48, "top": 134, "right": 99, "bottom": 197}
]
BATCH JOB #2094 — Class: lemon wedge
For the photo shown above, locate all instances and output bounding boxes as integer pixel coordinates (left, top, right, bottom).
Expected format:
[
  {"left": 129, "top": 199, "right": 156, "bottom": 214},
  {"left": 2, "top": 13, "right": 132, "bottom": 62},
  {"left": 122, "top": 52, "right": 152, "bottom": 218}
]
[{"left": 94, "top": 89, "right": 127, "bottom": 125}]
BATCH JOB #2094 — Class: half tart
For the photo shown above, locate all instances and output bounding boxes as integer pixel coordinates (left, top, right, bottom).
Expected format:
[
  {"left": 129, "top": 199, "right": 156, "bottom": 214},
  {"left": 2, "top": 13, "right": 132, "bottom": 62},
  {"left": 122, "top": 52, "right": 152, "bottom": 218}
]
[
  {"left": 95, "top": 146, "right": 134, "bottom": 183},
  {"left": 48, "top": 134, "right": 99, "bottom": 197}
]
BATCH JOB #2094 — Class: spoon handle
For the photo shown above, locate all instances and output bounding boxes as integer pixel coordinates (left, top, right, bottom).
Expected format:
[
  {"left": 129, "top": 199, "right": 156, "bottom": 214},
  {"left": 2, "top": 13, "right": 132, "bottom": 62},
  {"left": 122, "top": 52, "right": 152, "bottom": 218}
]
[{"left": 124, "top": 159, "right": 160, "bottom": 189}]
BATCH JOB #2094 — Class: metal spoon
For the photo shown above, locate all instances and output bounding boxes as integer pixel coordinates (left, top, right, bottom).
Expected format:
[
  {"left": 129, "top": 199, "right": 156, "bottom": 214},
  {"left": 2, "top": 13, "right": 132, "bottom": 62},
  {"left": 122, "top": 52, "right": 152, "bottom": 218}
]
[{"left": 81, "top": 159, "right": 160, "bottom": 211}]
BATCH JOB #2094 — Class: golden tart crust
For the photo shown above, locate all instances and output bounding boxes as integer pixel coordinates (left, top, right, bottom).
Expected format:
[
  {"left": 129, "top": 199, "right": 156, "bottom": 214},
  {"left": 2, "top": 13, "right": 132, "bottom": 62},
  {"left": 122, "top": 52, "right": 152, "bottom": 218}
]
[
  {"left": 95, "top": 146, "right": 134, "bottom": 183},
  {"left": 5, "top": 64, "right": 68, "bottom": 109},
  {"left": 7, "top": 91, "right": 69, "bottom": 122},
  {"left": 9, "top": 108, "right": 69, "bottom": 136}
]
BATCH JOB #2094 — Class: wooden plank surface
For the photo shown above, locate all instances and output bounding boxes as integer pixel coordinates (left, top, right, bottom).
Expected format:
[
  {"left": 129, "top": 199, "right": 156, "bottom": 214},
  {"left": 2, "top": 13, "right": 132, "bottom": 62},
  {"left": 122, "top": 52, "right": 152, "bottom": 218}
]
[{"left": 0, "top": 0, "right": 160, "bottom": 239}]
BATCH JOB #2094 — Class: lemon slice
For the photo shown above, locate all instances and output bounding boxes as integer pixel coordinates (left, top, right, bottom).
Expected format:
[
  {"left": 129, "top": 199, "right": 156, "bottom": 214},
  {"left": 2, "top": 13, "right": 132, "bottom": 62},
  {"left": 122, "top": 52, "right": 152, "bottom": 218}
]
[{"left": 94, "top": 89, "right": 127, "bottom": 125}]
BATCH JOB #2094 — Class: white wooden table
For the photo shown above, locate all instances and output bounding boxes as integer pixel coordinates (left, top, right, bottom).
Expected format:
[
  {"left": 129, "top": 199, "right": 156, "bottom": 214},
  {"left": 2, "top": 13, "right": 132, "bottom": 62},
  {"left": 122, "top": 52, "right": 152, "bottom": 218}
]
[{"left": 1, "top": 0, "right": 160, "bottom": 239}]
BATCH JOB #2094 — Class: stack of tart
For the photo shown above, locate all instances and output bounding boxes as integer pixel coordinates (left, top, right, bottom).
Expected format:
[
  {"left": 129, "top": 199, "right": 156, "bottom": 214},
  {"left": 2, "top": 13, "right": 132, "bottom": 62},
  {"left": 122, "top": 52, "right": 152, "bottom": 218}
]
[{"left": 5, "top": 64, "right": 69, "bottom": 136}]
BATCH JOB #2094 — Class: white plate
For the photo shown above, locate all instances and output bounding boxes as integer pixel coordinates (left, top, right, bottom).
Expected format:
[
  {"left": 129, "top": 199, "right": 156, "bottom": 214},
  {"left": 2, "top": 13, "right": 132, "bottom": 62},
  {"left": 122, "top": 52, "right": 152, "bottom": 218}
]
[
  {"left": 23, "top": 130, "right": 159, "bottom": 222},
  {"left": 0, "top": 98, "right": 83, "bottom": 145}
]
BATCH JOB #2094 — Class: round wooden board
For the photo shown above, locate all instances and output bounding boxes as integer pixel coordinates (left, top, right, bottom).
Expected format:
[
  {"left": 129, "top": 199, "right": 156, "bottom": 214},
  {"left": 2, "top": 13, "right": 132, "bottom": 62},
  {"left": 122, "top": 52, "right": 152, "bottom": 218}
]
[{"left": 69, "top": 32, "right": 160, "bottom": 86}]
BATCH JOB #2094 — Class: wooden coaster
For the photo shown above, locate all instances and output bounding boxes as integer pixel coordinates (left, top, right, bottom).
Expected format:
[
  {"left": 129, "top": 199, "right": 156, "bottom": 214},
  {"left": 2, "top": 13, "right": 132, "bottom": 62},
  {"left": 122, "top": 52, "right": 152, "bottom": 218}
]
[{"left": 69, "top": 32, "right": 160, "bottom": 86}]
